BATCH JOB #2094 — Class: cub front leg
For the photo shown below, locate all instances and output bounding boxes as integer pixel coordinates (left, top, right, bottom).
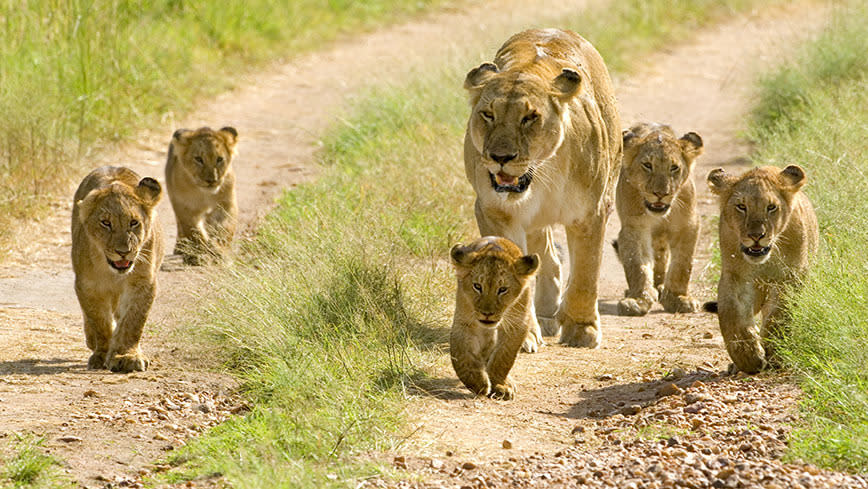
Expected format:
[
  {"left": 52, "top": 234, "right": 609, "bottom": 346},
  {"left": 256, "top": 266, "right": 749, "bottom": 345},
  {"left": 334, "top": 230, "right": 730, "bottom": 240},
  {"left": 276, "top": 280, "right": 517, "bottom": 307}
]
[
  {"left": 106, "top": 282, "right": 156, "bottom": 373},
  {"left": 615, "top": 225, "right": 657, "bottom": 316},
  {"left": 527, "top": 227, "right": 562, "bottom": 337},
  {"left": 717, "top": 276, "right": 765, "bottom": 373},
  {"left": 559, "top": 214, "right": 606, "bottom": 348},
  {"left": 487, "top": 293, "right": 532, "bottom": 400},
  {"left": 450, "top": 324, "right": 494, "bottom": 396},
  {"left": 660, "top": 219, "right": 700, "bottom": 313},
  {"left": 75, "top": 284, "right": 114, "bottom": 369}
]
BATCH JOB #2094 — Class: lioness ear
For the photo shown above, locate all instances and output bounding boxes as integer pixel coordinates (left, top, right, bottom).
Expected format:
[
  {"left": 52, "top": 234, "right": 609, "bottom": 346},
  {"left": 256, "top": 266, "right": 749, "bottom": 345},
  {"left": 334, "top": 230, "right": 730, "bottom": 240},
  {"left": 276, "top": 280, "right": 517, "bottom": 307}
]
[
  {"left": 514, "top": 254, "right": 540, "bottom": 277},
  {"left": 450, "top": 244, "right": 475, "bottom": 267},
  {"left": 779, "top": 164, "right": 807, "bottom": 191},
  {"left": 679, "top": 132, "right": 704, "bottom": 163},
  {"left": 464, "top": 62, "right": 499, "bottom": 90},
  {"left": 76, "top": 191, "right": 99, "bottom": 225},
  {"left": 135, "top": 177, "right": 162, "bottom": 208},
  {"left": 622, "top": 129, "right": 638, "bottom": 149},
  {"left": 707, "top": 168, "right": 734, "bottom": 195},
  {"left": 552, "top": 68, "right": 581, "bottom": 99},
  {"left": 219, "top": 126, "right": 239, "bottom": 155}
]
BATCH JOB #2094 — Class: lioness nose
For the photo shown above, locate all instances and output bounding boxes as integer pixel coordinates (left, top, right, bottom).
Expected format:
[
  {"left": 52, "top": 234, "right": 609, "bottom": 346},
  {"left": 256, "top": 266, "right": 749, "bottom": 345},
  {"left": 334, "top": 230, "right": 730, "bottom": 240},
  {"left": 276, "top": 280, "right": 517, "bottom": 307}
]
[
  {"left": 747, "top": 231, "right": 766, "bottom": 241},
  {"left": 490, "top": 152, "right": 518, "bottom": 164}
]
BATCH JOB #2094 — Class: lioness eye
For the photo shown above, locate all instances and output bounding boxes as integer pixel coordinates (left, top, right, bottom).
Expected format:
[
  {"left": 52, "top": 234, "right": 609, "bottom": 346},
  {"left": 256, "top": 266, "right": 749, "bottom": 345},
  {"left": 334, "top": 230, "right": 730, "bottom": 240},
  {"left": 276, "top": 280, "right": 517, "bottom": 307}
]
[
  {"left": 130, "top": 219, "right": 139, "bottom": 227},
  {"left": 767, "top": 204, "right": 778, "bottom": 212},
  {"left": 521, "top": 112, "right": 539, "bottom": 126},
  {"left": 472, "top": 283, "right": 482, "bottom": 293},
  {"left": 100, "top": 219, "right": 111, "bottom": 228},
  {"left": 736, "top": 204, "right": 747, "bottom": 212},
  {"left": 194, "top": 156, "right": 204, "bottom": 166},
  {"left": 480, "top": 111, "right": 494, "bottom": 122},
  {"left": 497, "top": 286, "right": 508, "bottom": 295},
  {"left": 642, "top": 162, "right": 652, "bottom": 171}
]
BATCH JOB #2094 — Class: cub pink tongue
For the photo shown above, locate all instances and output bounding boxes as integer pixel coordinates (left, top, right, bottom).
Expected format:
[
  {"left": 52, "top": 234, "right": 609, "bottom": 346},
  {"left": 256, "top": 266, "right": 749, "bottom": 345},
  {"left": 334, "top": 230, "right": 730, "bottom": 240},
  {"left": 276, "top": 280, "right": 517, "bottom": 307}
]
[{"left": 115, "top": 260, "right": 131, "bottom": 268}]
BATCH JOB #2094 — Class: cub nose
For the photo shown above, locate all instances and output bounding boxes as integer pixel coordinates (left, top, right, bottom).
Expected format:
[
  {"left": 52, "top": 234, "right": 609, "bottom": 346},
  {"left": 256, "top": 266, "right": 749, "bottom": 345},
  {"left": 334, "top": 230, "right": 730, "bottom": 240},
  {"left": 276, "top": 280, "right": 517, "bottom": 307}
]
[
  {"left": 115, "top": 249, "right": 129, "bottom": 258},
  {"left": 490, "top": 152, "right": 518, "bottom": 164},
  {"left": 653, "top": 191, "right": 668, "bottom": 199}
]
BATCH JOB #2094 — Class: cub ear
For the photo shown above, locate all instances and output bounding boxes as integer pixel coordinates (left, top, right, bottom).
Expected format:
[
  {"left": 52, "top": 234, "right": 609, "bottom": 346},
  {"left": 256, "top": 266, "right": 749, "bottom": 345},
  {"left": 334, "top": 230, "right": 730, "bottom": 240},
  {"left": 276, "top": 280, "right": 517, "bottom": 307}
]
[
  {"left": 779, "top": 164, "right": 807, "bottom": 191},
  {"left": 172, "top": 128, "right": 191, "bottom": 143},
  {"left": 464, "top": 62, "right": 499, "bottom": 91},
  {"left": 707, "top": 168, "right": 734, "bottom": 195},
  {"left": 135, "top": 177, "right": 162, "bottom": 208},
  {"left": 552, "top": 68, "right": 581, "bottom": 99},
  {"left": 679, "top": 132, "right": 703, "bottom": 162},
  {"left": 218, "top": 126, "right": 239, "bottom": 155},
  {"left": 450, "top": 243, "right": 475, "bottom": 267},
  {"left": 514, "top": 254, "right": 540, "bottom": 277}
]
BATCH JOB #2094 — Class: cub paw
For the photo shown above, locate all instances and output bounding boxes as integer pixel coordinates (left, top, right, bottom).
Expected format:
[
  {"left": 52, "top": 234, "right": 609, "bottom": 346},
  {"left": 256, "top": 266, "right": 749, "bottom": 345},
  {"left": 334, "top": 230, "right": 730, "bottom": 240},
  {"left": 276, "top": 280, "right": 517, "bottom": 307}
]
[
  {"left": 660, "top": 288, "right": 699, "bottom": 313},
  {"left": 521, "top": 332, "right": 542, "bottom": 353},
  {"left": 107, "top": 352, "right": 149, "bottom": 373},
  {"left": 617, "top": 297, "right": 652, "bottom": 316},
  {"left": 489, "top": 382, "right": 515, "bottom": 401},
  {"left": 559, "top": 320, "right": 602, "bottom": 349},
  {"left": 87, "top": 351, "right": 107, "bottom": 370}
]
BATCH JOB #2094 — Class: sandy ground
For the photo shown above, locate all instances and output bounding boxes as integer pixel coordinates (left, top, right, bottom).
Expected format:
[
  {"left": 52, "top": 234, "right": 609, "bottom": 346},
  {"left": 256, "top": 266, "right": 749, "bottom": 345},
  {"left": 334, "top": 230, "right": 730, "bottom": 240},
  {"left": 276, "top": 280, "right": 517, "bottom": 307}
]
[{"left": 0, "top": 0, "right": 863, "bottom": 487}]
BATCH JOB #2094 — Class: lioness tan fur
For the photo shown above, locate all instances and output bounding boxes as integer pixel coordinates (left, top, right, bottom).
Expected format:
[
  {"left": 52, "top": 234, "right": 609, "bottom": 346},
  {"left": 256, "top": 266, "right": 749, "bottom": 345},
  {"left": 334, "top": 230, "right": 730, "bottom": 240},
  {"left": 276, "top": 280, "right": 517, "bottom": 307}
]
[
  {"left": 450, "top": 237, "right": 539, "bottom": 400},
  {"left": 165, "top": 126, "right": 238, "bottom": 265},
  {"left": 463, "top": 29, "right": 621, "bottom": 351},
  {"left": 707, "top": 165, "right": 818, "bottom": 373},
  {"left": 71, "top": 166, "right": 164, "bottom": 372},
  {"left": 614, "top": 123, "right": 703, "bottom": 316}
]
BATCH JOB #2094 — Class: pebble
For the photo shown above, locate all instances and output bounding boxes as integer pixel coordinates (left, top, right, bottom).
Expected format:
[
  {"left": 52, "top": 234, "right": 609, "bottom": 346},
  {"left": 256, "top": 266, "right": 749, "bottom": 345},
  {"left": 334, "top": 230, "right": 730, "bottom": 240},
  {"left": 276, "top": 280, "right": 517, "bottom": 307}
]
[
  {"left": 657, "top": 382, "right": 683, "bottom": 397},
  {"left": 58, "top": 435, "right": 82, "bottom": 443},
  {"left": 502, "top": 439, "right": 513, "bottom": 449}
]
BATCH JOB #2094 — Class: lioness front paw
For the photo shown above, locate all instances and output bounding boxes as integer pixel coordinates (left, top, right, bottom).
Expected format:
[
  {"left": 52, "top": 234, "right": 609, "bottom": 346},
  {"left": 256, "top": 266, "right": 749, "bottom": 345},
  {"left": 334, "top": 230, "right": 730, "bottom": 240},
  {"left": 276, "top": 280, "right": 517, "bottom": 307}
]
[
  {"left": 726, "top": 341, "right": 766, "bottom": 374},
  {"left": 617, "top": 297, "right": 652, "bottom": 316},
  {"left": 660, "top": 288, "right": 699, "bottom": 313},
  {"left": 107, "top": 352, "right": 149, "bottom": 373},
  {"left": 538, "top": 315, "right": 560, "bottom": 337},
  {"left": 489, "top": 382, "right": 515, "bottom": 401},
  {"left": 559, "top": 320, "right": 601, "bottom": 348},
  {"left": 87, "top": 351, "right": 108, "bottom": 370}
]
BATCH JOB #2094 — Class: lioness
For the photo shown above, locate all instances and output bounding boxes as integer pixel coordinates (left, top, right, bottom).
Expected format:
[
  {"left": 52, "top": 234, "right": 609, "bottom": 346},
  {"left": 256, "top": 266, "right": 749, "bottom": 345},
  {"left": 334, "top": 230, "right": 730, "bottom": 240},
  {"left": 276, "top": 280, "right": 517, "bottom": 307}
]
[
  {"left": 450, "top": 236, "right": 539, "bottom": 400},
  {"left": 463, "top": 29, "right": 621, "bottom": 350},
  {"left": 71, "top": 166, "right": 164, "bottom": 372},
  {"left": 614, "top": 123, "right": 703, "bottom": 316},
  {"left": 165, "top": 126, "right": 239, "bottom": 265},
  {"left": 707, "top": 165, "right": 818, "bottom": 373}
]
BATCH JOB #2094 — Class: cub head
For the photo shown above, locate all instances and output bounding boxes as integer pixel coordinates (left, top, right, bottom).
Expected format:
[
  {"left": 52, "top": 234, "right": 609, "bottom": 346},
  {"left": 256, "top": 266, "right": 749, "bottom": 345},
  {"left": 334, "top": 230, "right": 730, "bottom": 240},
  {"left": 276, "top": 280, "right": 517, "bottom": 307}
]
[
  {"left": 171, "top": 126, "right": 238, "bottom": 191},
  {"left": 622, "top": 123, "right": 703, "bottom": 216},
  {"left": 77, "top": 178, "right": 162, "bottom": 274},
  {"left": 708, "top": 165, "right": 807, "bottom": 265},
  {"left": 450, "top": 236, "right": 539, "bottom": 328},
  {"left": 464, "top": 63, "right": 583, "bottom": 194}
]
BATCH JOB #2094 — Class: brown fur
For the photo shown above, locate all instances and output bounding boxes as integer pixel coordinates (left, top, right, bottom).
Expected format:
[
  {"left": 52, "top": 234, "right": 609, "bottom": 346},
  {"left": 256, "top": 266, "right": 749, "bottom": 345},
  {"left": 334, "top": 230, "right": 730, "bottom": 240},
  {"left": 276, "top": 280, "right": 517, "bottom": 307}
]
[
  {"left": 707, "top": 165, "right": 818, "bottom": 373},
  {"left": 463, "top": 29, "right": 621, "bottom": 351},
  {"left": 165, "top": 126, "right": 238, "bottom": 265},
  {"left": 614, "top": 123, "right": 703, "bottom": 316},
  {"left": 450, "top": 237, "right": 539, "bottom": 400},
  {"left": 71, "top": 166, "right": 164, "bottom": 372}
]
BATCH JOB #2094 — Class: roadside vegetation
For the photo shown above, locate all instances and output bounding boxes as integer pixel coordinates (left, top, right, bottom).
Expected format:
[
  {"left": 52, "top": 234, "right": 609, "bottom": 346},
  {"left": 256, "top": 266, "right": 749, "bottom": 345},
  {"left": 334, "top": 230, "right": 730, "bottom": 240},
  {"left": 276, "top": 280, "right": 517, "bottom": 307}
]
[
  {"left": 0, "top": 436, "right": 71, "bottom": 489},
  {"left": 168, "top": 0, "right": 786, "bottom": 486},
  {"left": 748, "top": 0, "right": 868, "bottom": 472},
  {"left": 0, "top": 0, "right": 446, "bottom": 257}
]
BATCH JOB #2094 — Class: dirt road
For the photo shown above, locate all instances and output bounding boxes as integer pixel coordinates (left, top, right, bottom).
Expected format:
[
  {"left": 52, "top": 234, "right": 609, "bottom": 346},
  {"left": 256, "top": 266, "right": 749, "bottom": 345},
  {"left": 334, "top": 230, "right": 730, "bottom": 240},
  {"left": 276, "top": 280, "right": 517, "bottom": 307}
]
[{"left": 0, "top": 0, "right": 863, "bottom": 487}]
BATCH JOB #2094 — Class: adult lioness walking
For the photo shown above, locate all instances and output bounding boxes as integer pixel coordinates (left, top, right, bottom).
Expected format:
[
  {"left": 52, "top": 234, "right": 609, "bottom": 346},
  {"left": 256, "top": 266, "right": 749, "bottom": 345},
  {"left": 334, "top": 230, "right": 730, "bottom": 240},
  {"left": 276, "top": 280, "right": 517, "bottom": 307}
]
[{"left": 463, "top": 29, "right": 621, "bottom": 350}]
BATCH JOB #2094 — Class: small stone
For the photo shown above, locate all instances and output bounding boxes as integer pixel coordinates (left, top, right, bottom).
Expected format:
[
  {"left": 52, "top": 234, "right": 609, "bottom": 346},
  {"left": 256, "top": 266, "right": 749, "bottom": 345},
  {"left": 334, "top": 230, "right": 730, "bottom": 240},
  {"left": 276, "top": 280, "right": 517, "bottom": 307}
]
[
  {"left": 58, "top": 436, "right": 82, "bottom": 443},
  {"left": 597, "top": 374, "right": 614, "bottom": 381},
  {"left": 153, "top": 433, "right": 169, "bottom": 441},
  {"left": 571, "top": 425, "right": 585, "bottom": 434},
  {"left": 502, "top": 439, "right": 513, "bottom": 449},
  {"left": 691, "top": 380, "right": 706, "bottom": 388},
  {"left": 667, "top": 436, "right": 680, "bottom": 447},
  {"left": 431, "top": 459, "right": 444, "bottom": 469},
  {"left": 461, "top": 461, "right": 477, "bottom": 470},
  {"left": 703, "top": 331, "right": 714, "bottom": 339},
  {"left": 667, "top": 367, "right": 687, "bottom": 379},
  {"left": 445, "top": 450, "right": 453, "bottom": 457},
  {"left": 684, "top": 393, "right": 709, "bottom": 404},
  {"left": 83, "top": 390, "right": 98, "bottom": 398},
  {"left": 620, "top": 404, "right": 642, "bottom": 416},
  {"left": 393, "top": 456, "right": 406, "bottom": 469},
  {"left": 691, "top": 418, "right": 703, "bottom": 429},
  {"left": 195, "top": 403, "right": 213, "bottom": 414},
  {"left": 717, "top": 468, "right": 735, "bottom": 479},
  {"left": 657, "top": 382, "right": 683, "bottom": 397},
  {"left": 684, "top": 402, "right": 705, "bottom": 414}
]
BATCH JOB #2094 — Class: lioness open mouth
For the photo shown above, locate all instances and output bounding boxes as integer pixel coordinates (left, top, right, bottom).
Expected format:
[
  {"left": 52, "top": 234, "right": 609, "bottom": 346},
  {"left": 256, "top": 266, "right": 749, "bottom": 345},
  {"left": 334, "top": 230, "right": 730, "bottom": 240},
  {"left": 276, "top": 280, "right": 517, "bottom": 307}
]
[
  {"left": 107, "top": 258, "right": 133, "bottom": 272},
  {"left": 489, "top": 171, "right": 532, "bottom": 193},
  {"left": 645, "top": 201, "right": 671, "bottom": 213},
  {"left": 741, "top": 244, "right": 771, "bottom": 257}
]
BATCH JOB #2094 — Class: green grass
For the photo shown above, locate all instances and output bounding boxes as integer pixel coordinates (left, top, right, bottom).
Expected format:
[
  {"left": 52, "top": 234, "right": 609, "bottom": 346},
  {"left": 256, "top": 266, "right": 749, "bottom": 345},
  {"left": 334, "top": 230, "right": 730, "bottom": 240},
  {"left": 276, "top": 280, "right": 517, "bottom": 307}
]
[
  {"left": 0, "top": 0, "right": 447, "bottom": 258},
  {"left": 747, "top": 0, "right": 868, "bottom": 472},
  {"left": 0, "top": 436, "right": 72, "bottom": 488},
  {"left": 168, "top": 0, "right": 787, "bottom": 486}
]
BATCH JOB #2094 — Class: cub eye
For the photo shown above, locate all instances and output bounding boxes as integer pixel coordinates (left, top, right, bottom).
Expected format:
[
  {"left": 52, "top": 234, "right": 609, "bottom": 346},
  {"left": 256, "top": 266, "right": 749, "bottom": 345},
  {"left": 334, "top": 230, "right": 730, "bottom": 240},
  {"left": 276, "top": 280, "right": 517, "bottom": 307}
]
[
  {"left": 216, "top": 156, "right": 225, "bottom": 166},
  {"left": 767, "top": 204, "right": 778, "bottom": 212},
  {"left": 100, "top": 219, "right": 111, "bottom": 229},
  {"left": 479, "top": 111, "right": 494, "bottom": 122},
  {"left": 642, "top": 162, "right": 652, "bottom": 171},
  {"left": 194, "top": 156, "right": 205, "bottom": 166},
  {"left": 497, "top": 286, "right": 508, "bottom": 295},
  {"left": 130, "top": 219, "right": 139, "bottom": 228},
  {"left": 670, "top": 165, "right": 679, "bottom": 173},
  {"left": 472, "top": 283, "right": 483, "bottom": 293},
  {"left": 735, "top": 203, "right": 747, "bottom": 213},
  {"left": 521, "top": 112, "right": 539, "bottom": 126}
]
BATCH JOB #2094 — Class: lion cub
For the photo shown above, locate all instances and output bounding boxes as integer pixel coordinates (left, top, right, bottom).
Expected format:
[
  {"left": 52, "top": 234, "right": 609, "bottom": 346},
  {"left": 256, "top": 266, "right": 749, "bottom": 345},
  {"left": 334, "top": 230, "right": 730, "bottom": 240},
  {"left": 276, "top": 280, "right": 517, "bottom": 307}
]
[
  {"left": 71, "top": 166, "right": 164, "bottom": 372},
  {"left": 707, "top": 165, "right": 818, "bottom": 373},
  {"left": 614, "top": 123, "right": 703, "bottom": 316},
  {"left": 450, "top": 236, "right": 539, "bottom": 400},
  {"left": 165, "top": 126, "right": 239, "bottom": 265}
]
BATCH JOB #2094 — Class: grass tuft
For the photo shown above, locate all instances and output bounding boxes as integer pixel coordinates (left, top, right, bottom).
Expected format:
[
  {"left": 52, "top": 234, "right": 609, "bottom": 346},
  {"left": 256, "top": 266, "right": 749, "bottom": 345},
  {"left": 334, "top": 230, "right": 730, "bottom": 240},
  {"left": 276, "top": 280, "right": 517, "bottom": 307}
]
[{"left": 0, "top": 435, "right": 71, "bottom": 488}]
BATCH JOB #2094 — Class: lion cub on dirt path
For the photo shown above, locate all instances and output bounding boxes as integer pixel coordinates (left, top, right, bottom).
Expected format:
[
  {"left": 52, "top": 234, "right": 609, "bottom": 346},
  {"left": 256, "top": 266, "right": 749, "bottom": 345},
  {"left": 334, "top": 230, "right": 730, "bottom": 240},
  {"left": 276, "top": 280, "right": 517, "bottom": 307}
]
[
  {"left": 614, "top": 123, "right": 704, "bottom": 316},
  {"left": 72, "top": 166, "right": 164, "bottom": 372},
  {"left": 450, "top": 236, "right": 539, "bottom": 400},
  {"left": 707, "top": 165, "right": 818, "bottom": 373},
  {"left": 165, "top": 126, "right": 239, "bottom": 265}
]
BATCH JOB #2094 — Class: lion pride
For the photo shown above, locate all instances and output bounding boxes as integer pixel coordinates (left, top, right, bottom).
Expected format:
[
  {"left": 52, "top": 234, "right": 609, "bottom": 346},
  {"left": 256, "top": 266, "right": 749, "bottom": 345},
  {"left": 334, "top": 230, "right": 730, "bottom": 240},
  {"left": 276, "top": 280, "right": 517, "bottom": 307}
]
[{"left": 463, "top": 28, "right": 621, "bottom": 350}]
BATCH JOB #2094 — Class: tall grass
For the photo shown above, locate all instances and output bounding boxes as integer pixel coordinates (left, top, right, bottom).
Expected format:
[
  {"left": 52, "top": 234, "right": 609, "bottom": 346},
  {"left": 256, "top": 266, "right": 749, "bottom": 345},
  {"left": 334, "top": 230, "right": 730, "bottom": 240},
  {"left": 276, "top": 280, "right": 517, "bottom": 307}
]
[
  {"left": 0, "top": 0, "right": 446, "bottom": 257},
  {"left": 170, "top": 0, "right": 786, "bottom": 486},
  {"left": 748, "top": 0, "right": 868, "bottom": 472}
]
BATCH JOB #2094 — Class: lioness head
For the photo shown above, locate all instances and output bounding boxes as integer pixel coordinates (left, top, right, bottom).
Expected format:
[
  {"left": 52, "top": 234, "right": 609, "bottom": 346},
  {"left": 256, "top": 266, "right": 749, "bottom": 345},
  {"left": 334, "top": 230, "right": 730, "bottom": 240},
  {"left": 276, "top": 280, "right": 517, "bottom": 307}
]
[
  {"left": 77, "top": 178, "right": 162, "bottom": 274},
  {"left": 708, "top": 165, "right": 807, "bottom": 265},
  {"left": 464, "top": 63, "right": 583, "bottom": 194},
  {"left": 622, "top": 123, "right": 703, "bottom": 216},
  {"left": 171, "top": 127, "right": 238, "bottom": 192},
  {"left": 451, "top": 236, "right": 539, "bottom": 327}
]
